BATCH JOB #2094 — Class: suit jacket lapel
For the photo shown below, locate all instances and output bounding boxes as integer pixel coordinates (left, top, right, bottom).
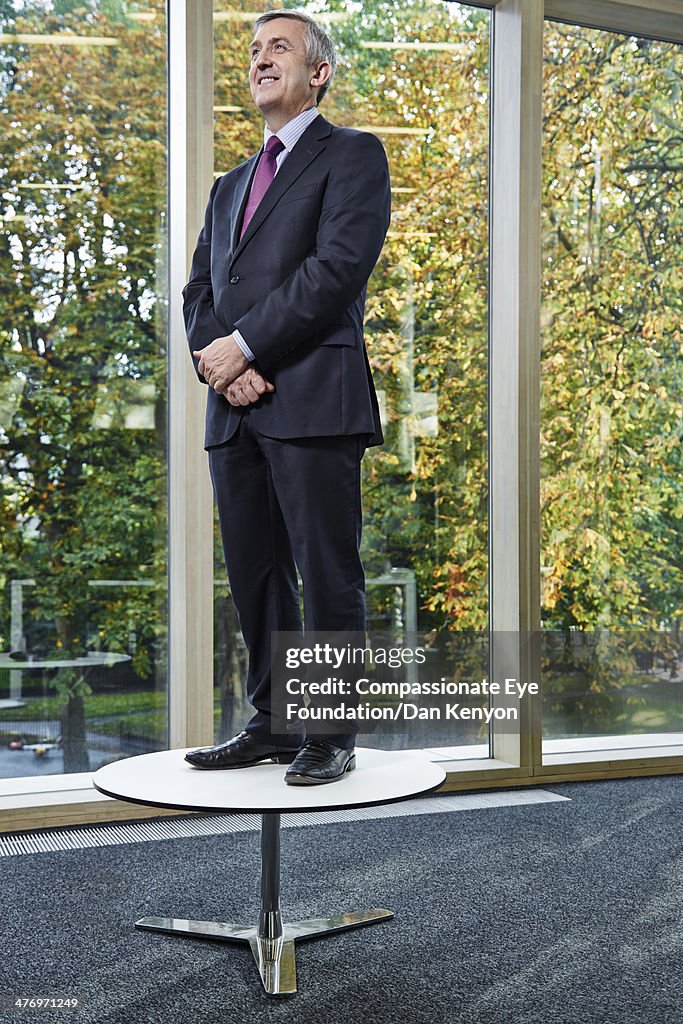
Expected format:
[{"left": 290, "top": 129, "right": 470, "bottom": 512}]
[{"left": 231, "top": 115, "right": 333, "bottom": 263}]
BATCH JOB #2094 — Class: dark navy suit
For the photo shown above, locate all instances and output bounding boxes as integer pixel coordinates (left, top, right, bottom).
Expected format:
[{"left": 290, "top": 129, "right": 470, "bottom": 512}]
[{"left": 183, "top": 114, "right": 391, "bottom": 747}]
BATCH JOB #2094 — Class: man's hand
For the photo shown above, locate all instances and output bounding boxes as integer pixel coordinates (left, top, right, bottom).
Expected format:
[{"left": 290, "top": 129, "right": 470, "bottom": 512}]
[
  {"left": 193, "top": 335, "right": 248, "bottom": 392},
  {"left": 222, "top": 366, "right": 275, "bottom": 407}
]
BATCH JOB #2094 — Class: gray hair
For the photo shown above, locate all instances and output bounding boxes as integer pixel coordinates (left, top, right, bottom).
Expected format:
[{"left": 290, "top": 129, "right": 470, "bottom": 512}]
[{"left": 252, "top": 10, "right": 337, "bottom": 105}]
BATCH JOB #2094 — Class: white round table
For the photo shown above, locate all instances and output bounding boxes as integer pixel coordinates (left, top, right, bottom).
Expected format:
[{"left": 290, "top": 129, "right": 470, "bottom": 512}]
[
  {"left": 0, "top": 654, "right": 131, "bottom": 669},
  {"left": 93, "top": 747, "right": 446, "bottom": 996}
]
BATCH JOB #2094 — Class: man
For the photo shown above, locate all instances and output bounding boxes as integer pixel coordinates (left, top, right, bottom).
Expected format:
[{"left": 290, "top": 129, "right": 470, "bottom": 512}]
[{"left": 183, "top": 10, "right": 391, "bottom": 784}]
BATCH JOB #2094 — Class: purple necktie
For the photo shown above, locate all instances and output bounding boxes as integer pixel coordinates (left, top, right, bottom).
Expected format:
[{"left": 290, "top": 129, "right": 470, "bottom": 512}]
[{"left": 240, "top": 135, "right": 285, "bottom": 240}]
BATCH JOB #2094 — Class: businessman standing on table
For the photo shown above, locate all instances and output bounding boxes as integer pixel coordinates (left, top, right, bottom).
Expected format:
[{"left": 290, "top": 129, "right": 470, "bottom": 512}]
[{"left": 183, "top": 10, "right": 391, "bottom": 785}]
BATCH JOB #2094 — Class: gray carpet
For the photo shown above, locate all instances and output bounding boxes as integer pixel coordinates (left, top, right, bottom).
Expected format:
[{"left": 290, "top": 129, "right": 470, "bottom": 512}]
[{"left": 1, "top": 774, "right": 681, "bottom": 1024}]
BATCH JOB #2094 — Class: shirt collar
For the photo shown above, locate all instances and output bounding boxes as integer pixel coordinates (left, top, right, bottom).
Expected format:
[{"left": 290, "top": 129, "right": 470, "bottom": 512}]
[{"left": 264, "top": 107, "right": 320, "bottom": 153}]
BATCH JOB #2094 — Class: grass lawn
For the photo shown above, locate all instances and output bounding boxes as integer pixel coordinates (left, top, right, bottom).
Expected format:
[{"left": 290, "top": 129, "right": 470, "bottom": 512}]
[
  {"left": 0, "top": 689, "right": 166, "bottom": 724},
  {"left": 1, "top": 677, "right": 680, "bottom": 745}
]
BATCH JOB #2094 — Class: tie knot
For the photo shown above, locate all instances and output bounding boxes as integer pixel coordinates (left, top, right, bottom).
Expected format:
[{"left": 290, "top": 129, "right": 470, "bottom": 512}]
[{"left": 265, "top": 135, "right": 285, "bottom": 157}]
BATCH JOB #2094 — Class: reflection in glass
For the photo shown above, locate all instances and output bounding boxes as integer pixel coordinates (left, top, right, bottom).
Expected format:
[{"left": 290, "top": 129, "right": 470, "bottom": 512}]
[
  {"left": 541, "top": 24, "right": 682, "bottom": 748},
  {"left": 0, "top": 1, "right": 168, "bottom": 777},
  {"left": 212, "top": 1, "right": 490, "bottom": 752}
]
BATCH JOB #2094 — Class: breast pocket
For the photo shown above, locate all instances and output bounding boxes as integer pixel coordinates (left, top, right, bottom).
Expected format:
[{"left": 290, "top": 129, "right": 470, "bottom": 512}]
[{"left": 278, "top": 182, "right": 319, "bottom": 207}]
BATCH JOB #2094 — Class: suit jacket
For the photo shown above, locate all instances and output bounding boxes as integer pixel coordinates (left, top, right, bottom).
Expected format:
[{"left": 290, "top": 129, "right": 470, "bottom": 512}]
[{"left": 182, "top": 115, "right": 391, "bottom": 450}]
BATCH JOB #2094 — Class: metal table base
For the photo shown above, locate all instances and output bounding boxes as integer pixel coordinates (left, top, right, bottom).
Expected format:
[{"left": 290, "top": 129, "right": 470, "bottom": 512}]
[{"left": 135, "top": 811, "right": 393, "bottom": 995}]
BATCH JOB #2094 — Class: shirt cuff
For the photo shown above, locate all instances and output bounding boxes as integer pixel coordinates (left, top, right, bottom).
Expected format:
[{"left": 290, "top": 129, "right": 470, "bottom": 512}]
[{"left": 232, "top": 329, "right": 255, "bottom": 362}]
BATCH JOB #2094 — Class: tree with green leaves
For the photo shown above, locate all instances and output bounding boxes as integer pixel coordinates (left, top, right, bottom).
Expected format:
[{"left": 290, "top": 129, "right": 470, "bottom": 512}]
[
  {"left": 1, "top": 1, "right": 680, "bottom": 768},
  {"left": 0, "top": 0, "right": 167, "bottom": 769}
]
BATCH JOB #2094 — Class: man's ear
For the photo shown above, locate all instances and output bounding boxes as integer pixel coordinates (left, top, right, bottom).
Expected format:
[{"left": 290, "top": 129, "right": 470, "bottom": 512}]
[{"left": 310, "top": 61, "right": 331, "bottom": 90}]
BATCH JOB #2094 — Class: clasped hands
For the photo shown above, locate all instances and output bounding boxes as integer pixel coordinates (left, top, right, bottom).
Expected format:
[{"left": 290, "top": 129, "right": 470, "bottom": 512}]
[{"left": 193, "top": 335, "right": 274, "bottom": 407}]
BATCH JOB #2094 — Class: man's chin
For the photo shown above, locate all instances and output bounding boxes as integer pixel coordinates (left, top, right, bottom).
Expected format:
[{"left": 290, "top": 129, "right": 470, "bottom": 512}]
[{"left": 253, "top": 90, "right": 279, "bottom": 112}]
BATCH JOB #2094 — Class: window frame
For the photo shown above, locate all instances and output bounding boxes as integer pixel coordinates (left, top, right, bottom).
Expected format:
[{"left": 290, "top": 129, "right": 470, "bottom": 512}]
[{"left": 1, "top": 0, "right": 681, "bottom": 834}]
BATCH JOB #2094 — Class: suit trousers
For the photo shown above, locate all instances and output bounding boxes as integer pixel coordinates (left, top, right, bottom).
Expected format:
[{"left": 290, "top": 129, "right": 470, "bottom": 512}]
[{"left": 208, "top": 412, "right": 366, "bottom": 751}]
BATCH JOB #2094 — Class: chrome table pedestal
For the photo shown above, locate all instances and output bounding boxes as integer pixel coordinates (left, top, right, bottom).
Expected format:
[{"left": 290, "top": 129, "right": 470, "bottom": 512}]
[
  {"left": 93, "top": 747, "right": 445, "bottom": 997},
  {"left": 136, "top": 811, "right": 393, "bottom": 996}
]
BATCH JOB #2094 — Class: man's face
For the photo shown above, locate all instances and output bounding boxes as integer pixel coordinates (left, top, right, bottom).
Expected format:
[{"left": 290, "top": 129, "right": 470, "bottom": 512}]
[{"left": 248, "top": 18, "right": 321, "bottom": 128}]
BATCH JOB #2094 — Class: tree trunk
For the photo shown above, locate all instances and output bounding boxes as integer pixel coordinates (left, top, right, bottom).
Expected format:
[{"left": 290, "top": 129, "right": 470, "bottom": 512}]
[
  {"left": 60, "top": 693, "right": 90, "bottom": 773},
  {"left": 216, "top": 594, "right": 248, "bottom": 741}
]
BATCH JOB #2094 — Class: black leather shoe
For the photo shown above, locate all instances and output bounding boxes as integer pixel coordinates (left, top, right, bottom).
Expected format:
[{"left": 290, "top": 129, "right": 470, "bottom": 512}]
[
  {"left": 185, "top": 731, "right": 300, "bottom": 770},
  {"left": 284, "top": 738, "right": 356, "bottom": 786}
]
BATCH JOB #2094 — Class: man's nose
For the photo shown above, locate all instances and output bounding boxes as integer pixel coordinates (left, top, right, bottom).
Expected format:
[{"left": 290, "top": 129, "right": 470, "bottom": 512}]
[{"left": 257, "top": 54, "right": 273, "bottom": 71}]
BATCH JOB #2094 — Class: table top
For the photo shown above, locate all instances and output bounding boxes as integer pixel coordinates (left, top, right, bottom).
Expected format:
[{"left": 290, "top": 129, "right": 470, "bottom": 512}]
[
  {"left": 92, "top": 747, "right": 447, "bottom": 814},
  {"left": 0, "top": 653, "right": 131, "bottom": 669}
]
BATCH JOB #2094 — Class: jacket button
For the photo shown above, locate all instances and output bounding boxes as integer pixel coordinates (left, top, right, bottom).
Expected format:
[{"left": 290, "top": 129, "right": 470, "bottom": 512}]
[{"left": 230, "top": 275, "right": 240, "bottom": 284}]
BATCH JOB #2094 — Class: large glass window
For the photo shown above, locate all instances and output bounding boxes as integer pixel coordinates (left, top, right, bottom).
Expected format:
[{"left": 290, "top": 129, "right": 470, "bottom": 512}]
[
  {"left": 212, "top": 0, "right": 491, "bottom": 753},
  {"left": 0, "top": 0, "right": 168, "bottom": 778},
  {"left": 541, "top": 22, "right": 682, "bottom": 755}
]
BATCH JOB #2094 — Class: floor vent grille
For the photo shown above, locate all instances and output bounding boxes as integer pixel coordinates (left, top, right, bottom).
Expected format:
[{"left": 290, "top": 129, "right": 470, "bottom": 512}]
[{"left": 0, "top": 789, "right": 568, "bottom": 857}]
